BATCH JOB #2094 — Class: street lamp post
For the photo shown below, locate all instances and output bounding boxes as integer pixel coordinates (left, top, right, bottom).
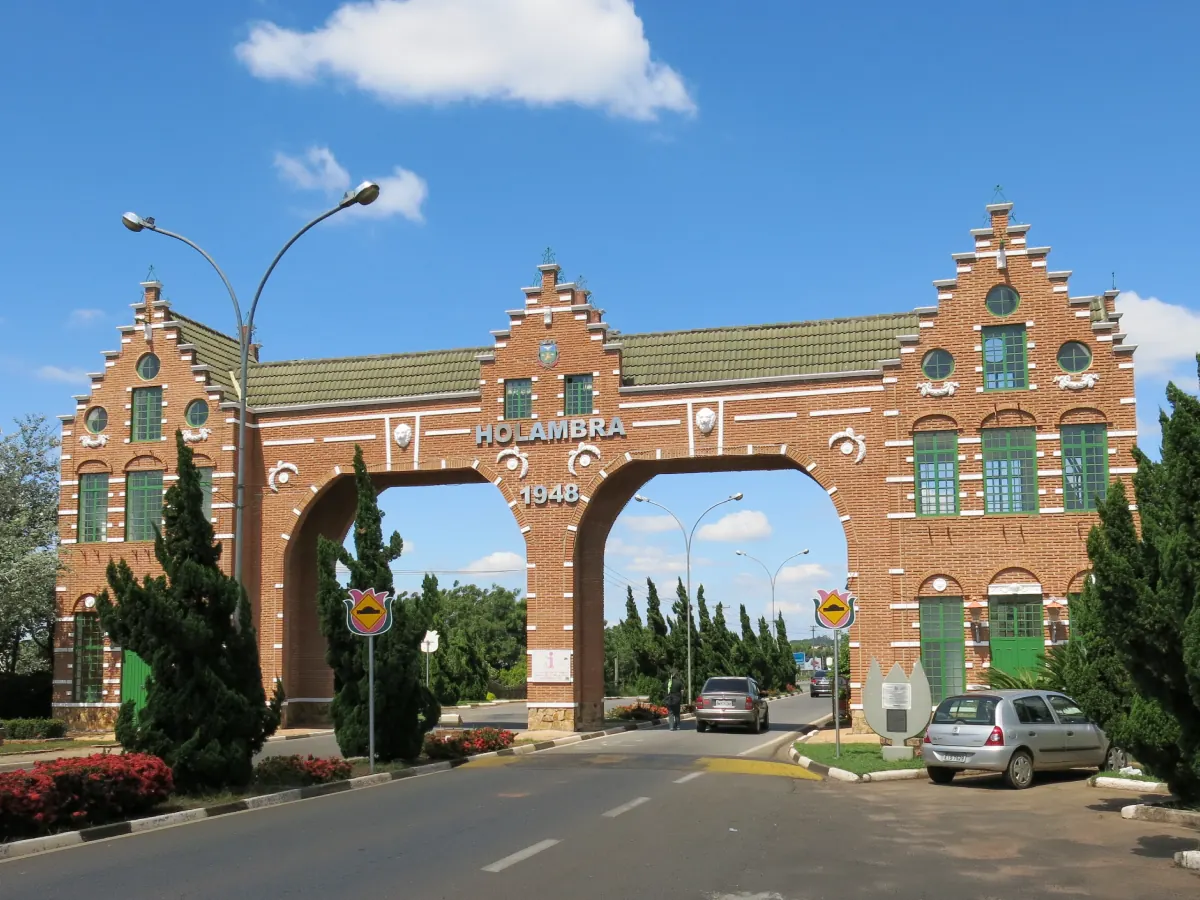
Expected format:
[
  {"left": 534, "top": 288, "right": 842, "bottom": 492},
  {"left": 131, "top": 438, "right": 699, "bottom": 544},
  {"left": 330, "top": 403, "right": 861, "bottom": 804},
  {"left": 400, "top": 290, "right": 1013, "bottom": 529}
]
[
  {"left": 734, "top": 548, "right": 810, "bottom": 634},
  {"left": 633, "top": 491, "right": 743, "bottom": 704},
  {"left": 121, "top": 182, "right": 380, "bottom": 624}
]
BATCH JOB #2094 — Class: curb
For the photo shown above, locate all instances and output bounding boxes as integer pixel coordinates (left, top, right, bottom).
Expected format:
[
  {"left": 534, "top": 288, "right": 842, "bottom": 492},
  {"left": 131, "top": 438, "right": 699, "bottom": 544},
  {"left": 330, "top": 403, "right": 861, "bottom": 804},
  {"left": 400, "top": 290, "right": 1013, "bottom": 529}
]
[
  {"left": 787, "top": 733, "right": 927, "bottom": 784},
  {"left": 1176, "top": 850, "right": 1200, "bottom": 871},
  {"left": 1090, "top": 775, "right": 1170, "bottom": 795},
  {"left": 1121, "top": 803, "right": 1200, "bottom": 829},
  {"left": 0, "top": 718, "right": 668, "bottom": 863},
  {"left": 265, "top": 730, "right": 334, "bottom": 743}
]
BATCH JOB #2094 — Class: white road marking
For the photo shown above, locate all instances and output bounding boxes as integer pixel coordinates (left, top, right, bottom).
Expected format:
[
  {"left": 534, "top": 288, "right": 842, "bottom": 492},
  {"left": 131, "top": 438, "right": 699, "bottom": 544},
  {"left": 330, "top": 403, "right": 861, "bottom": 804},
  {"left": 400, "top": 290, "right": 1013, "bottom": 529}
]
[
  {"left": 602, "top": 796, "right": 651, "bottom": 818},
  {"left": 674, "top": 771, "right": 704, "bottom": 784},
  {"left": 482, "top": 839, "right": 561, "bottom": 873},
  {"left": 737, "top": 730, "right": 801, "bottom": 757}
]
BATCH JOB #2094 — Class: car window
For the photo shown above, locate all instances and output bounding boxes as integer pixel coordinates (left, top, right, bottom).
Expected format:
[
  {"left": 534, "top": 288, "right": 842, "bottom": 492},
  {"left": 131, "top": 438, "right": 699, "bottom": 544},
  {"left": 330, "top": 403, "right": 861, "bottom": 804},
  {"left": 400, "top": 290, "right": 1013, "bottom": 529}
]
[
  {"left": 1047, "top": 695, "right": 1089, "bottom": 724},
  {"left": 1012, "top": 696, "right": 1055, "bottom": 724},
  {"left": 703, "top": 677, "right": 750, "bottom": 693},
  {"left": 933, "top": 695, "right": 997, "bottom": 725}
]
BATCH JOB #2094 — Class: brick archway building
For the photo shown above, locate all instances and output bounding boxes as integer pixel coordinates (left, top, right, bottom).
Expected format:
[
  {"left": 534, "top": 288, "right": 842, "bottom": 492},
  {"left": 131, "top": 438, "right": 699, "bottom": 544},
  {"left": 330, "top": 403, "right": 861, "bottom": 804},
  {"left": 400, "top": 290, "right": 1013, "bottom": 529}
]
[{"left": 53, "top": 202, "right": 1137, "bottom": 732}]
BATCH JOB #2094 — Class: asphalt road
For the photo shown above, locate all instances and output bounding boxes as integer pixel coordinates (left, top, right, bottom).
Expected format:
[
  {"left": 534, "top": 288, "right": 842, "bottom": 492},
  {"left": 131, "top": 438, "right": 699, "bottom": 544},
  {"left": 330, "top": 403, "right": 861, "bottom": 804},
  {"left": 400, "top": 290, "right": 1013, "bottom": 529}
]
[{"left": 6, "top": 693, "right": 1196, "bottom": 899}]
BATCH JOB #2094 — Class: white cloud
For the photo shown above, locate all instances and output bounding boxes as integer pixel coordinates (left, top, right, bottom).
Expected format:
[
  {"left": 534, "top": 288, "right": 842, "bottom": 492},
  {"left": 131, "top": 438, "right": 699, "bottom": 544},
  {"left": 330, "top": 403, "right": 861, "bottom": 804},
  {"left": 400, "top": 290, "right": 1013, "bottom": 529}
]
[
  {"left": 696, "top": 509, "right": 772, "bottom": 543},
  {"left": 606, "top": 536, "right": 689, "bottom": 579},
  {"left": 235, "top": 0, "right": 694, "bottom": 121},
  {"left": 464, "top": 550, "right": 525, "bottom": 573},
  {"left": 623, "top": 514, "right": 679, "bottom": 535},
  {"left": 1117, "top": 291, "right": 1200, "bottom": 381},
  {"left": 36, "top": 365, "right": 89, "bottom": 384},
  {"left": 273, "top": 146, "right": 350, "bottom": 192},
  {"left": 67, "top": 309, "right": 104, "bottom": 327},
  {"left": 776, "top": 562, "right": 831, "bottom": 585},
  {"left": 273, "top": 146, "right": 427, "bottom": 222}
]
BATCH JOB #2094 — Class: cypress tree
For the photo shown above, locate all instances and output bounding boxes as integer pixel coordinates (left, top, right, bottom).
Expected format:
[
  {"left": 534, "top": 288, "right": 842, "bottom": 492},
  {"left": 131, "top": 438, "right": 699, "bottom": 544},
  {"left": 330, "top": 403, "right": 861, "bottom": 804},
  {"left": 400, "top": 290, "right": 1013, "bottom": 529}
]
[
  {"left": 731, "top": 604, "right": 757, "bottom": 676},
  {"left": 756, "top": 616, "right": 775, "bottom": 689},
  {"left": 420, "top": 574, "right": 490, "bottom": 706},
  {"left": 623, "top": 585, "right": 643, "bottom": 630},
  {"left": 316, "top": 445, "right": 440, "bottom": 760},
  {"left": 708, "top": 601, "right": 736, "bottom": 680},
  {"left": 98, "top": 432, "right": 282, "bottom": 792},
  {"left": 774, "top": 613, "right": 795, "bottom": 689},
  {"left": 642, "top": 577, "right": 670, "bottom": 698}
]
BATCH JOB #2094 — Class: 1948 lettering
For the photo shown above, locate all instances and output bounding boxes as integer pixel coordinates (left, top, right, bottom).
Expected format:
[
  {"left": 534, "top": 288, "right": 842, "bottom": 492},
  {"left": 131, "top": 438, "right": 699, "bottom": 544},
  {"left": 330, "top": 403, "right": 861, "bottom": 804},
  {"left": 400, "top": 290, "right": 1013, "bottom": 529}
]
[{"left": 521, "top": 484, "right": 580, "bottom": 506}]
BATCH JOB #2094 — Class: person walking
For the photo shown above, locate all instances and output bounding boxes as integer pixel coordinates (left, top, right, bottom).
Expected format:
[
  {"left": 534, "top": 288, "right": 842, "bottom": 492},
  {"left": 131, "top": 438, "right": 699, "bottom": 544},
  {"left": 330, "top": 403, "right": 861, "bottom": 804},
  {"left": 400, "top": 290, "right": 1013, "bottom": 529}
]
[{"left": 665, "top": 669, "right": 683, "bottom": 731}]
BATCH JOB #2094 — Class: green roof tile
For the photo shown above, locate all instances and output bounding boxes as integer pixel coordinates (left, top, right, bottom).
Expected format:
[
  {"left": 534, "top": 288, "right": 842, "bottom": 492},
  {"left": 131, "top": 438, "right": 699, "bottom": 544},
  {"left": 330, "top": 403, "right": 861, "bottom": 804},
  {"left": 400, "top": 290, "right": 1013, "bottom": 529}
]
[{"left": 173, "top": 313, "right": 245, "bottom": 395}]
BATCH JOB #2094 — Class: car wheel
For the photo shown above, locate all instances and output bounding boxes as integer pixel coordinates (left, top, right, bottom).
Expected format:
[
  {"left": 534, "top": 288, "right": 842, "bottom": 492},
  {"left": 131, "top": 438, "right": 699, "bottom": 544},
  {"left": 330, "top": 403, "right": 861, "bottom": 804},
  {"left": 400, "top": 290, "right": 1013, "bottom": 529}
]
[
  {"left": 760, "top": 710, "right": 770, "bottom": 732},
  {"left": 1105, "top": 745, "right": 1127, "bottom": 772},
  {"left": 927, "top": 766, "right": 955, "bottom": 785},
  {"left": 696, "top": 721, "right": 708, "bottom": 733},
  {"left": 1004, "top": 750, "right": 1035, "bottom": 790}
]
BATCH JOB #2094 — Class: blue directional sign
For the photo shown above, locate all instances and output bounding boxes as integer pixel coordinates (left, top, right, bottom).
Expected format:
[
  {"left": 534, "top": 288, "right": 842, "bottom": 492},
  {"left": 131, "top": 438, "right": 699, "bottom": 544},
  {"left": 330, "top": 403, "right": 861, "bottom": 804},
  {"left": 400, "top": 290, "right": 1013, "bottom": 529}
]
[{"left": 793, "top": 652, "right": 806, "bottom": 664}]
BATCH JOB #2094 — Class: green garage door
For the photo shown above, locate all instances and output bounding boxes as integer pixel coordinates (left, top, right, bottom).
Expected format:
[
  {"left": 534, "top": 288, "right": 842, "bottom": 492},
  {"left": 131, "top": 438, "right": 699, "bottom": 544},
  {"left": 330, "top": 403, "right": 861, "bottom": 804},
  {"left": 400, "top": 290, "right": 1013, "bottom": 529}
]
[
  {"left": 121, "top": 650, "right": 152, "bottom": 720},
  {"left": 989, "top": 597, "right": 1044, "bottom": 680}
]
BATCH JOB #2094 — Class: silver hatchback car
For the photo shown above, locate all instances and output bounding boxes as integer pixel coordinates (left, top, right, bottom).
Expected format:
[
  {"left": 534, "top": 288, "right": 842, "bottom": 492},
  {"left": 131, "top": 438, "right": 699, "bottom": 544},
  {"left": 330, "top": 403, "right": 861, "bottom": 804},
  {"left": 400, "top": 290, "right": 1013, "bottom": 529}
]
[
  {"left": 924, "top": 690, "right": 1110, "bottom": 789},
  {"left": 694, "top": 676, "right": 768, "bottom": 733}
]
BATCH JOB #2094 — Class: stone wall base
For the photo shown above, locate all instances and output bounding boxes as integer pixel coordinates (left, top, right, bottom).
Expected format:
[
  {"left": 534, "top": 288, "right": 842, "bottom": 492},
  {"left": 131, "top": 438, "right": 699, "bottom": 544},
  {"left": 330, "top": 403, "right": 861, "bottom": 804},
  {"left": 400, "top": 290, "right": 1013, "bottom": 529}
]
[
  {"left": 60, "top": 708, "right": 118, "bottom": 735},
  {"left": 527, "top": 706, "right": 576, "bottom": 731}
]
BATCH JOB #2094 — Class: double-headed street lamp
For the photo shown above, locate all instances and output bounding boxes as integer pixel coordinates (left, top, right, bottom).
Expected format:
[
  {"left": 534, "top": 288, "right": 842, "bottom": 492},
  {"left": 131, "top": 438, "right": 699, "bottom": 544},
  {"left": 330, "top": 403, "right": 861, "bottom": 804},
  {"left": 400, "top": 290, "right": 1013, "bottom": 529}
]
[
  {"left": 633, "top": 491, "right": 743, "bottom": 703},
  {"left": 734, "top": 548, "right": 810, "bottom": 634},
  {"left": 121, "top": 181, "right": 381, "bottom": 623}
]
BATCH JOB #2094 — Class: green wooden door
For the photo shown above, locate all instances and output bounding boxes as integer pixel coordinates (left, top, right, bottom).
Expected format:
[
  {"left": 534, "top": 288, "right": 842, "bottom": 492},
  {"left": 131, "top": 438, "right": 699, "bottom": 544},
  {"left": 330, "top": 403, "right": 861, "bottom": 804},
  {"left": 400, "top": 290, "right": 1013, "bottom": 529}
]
[
  {"left": 989, "top": 598, "right": 1044, "bottom": 679},
  {"left": 121, "top": 650, "right": 152, "bottom": 720},
  {"left": 920, "top": 598, "right": 965, "bottom": 703}
]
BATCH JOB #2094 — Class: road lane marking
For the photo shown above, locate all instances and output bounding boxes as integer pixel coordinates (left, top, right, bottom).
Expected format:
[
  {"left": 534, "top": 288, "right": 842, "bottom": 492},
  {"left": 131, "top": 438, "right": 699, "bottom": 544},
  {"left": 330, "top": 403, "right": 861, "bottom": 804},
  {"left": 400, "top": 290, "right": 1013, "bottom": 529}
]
[
  {"left": 482, "top": 839, "right": 561, "bottom": 873},
  {"left": 698, "top": 757, "right": 822, "bottom": 780},
  {"left": 674, "top": 772, "right": 704, "bottom": 784},
  {"left": 601, "top": 796, "right": 651, "bottom": 818},
  {"left": 736, "top": 730, "right": 801, "bottom": 757}
]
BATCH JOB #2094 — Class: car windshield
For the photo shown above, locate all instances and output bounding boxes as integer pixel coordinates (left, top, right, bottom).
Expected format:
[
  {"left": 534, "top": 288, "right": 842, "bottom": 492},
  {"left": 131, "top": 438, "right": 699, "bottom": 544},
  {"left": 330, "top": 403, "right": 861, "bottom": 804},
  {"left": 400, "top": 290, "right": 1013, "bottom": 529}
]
[
  {"left": 933, "top": 695, "right": 999, "bottom": 726},
  {"left": 703, "top": 677, "right": 750, "bottom": 693},
  {"left": 813, "top": 671, "right": 828, "bottom": 678}
]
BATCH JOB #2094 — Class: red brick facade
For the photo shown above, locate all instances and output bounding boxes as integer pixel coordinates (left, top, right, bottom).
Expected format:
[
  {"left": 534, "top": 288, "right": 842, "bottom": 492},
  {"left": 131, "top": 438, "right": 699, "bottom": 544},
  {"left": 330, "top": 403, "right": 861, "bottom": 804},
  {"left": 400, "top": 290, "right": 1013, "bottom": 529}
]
[{"left": 53, "top": 203, "right": 1136, "bottom": 732}]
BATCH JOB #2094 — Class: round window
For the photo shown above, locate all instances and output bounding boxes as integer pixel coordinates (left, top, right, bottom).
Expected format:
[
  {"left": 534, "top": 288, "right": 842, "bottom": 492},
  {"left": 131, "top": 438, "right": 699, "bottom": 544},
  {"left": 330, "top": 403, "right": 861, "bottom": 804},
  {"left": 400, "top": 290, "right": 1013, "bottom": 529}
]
[
  {"left": 1057, "top": 341, "right": 1092, "bottom": 373},
  {"left": 184, "top": 399, "right": 209, "bottom": 428},
  {"left": 921, "top": 349, "right": 955, "bottom": 381},
  {"left": 985, "top": 284, "right": 1020, "bottom": 317},
  {"left": 136, "top": 353, "right": 161, "bottom": 380},
  {"left": 84, "top": 406, "right": 108, "bottom": 434}
]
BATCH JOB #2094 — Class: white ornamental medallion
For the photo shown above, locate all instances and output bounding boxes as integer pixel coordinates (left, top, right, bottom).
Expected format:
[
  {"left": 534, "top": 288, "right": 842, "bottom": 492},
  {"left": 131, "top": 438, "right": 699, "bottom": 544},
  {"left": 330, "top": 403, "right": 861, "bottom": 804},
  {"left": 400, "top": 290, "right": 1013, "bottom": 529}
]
[
  {"left": 828, "top": 426, "right": 866, "bottom": 464},
  {"left": 497, "top": 446, "right": 529, "bottom": 479},
  {"left": 268, "top": 461, "right": 299, "bottom": 493},
  {"left": 393, "top": 422, "right": 413, "bottom": 449},
  {"left": 567, "top": 442, "right": 601, "bottom": 477},
  {"left": 695, "top": 407, "right": 716, "bottom": 436}
]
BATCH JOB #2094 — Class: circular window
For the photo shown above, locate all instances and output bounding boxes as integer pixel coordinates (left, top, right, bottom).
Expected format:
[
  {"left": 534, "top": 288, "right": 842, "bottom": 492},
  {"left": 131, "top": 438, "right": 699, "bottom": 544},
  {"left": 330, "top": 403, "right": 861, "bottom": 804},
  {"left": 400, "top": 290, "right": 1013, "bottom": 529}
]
[
  {"left": 985, "top": 284, "right": 1020, "bottom": 317},
  {"left": 1057, "top": 341, "right": 1092, "bottom": 373},
  {"left": 136, "top": 353, "right": 161, "bottom": 380},
  {"left": 84, "top": 406, "right": 108, "bottom": 434},
  {"left": 921, "top": 349, "right": 955, "bottom": 381},
  {"left": 185, "top": 399, "right": 209, "bottom": 428}
]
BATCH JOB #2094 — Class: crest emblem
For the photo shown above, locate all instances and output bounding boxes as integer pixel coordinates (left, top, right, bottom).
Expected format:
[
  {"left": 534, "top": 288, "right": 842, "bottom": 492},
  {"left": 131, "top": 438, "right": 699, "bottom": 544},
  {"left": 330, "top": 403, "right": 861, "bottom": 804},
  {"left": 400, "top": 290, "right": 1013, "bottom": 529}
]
[
  {"left": 538, "top": 339, "right": 559, "bottom": 368},
  {"left": 344, "top": 588, "right": 395, "bottom": 636}
]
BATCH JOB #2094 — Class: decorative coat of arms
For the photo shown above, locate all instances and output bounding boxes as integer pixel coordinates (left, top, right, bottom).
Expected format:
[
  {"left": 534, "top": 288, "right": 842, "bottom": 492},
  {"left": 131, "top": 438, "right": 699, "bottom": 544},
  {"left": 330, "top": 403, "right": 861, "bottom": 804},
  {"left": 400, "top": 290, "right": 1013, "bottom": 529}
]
[{"left": 538, "top": 339, "right": 559, "bottom": 369}]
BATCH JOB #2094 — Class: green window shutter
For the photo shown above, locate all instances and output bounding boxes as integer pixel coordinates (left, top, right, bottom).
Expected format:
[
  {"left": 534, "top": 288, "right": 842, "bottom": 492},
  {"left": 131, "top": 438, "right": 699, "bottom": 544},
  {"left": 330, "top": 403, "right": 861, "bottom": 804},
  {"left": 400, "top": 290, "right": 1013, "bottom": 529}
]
[
  {"left": 981, "top": 325, "right": 1028, "bottom": 391},
  {"left": 73, "top": 613, "right": 104, "bottom": 703},
  {"left": 504, "top": 379, "right": 532, "bottom": 419},
  {"left": 1062, "top": 425, "right": 1108, "bottom": 511},
  {"left": 126, "top": 470, "right": 164, "bottom": 541},
  {"left": 132, "top": 387, "right": 163, "bottom": 442},
  {"left": 79, "top": 473, "right": 109, "bottom": 543},
  {"left": 564, "top": 375, "right": 594, "bottom": 416},
  {"left": 983, "top": 428, "right": 1037, "bottom": 513},
  {"left": 198, "top": 467, "right": 214, "bottom": 520},
  {"left": 988, "top": 597, "right": 1044, "bottom": 679},
  {"left": 914, "top": 431, "right": 958, "bottom": 516},
  {"left": 121, "top": 649, "right": 152, "bottom": 721},
  {"left": 920, "top": 598, "right": 965, "bottom": 703}
]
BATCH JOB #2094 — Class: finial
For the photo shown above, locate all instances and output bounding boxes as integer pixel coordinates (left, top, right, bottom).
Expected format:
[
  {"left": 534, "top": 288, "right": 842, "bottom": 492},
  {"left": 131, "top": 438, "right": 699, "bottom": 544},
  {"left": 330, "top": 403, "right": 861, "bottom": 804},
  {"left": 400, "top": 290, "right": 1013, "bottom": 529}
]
[
  {"left": 144, "top": 264, "right": 157, "bottom": 282},
  {"left": 541, "top": 246, "right": 556, "bottom": 265},
  {"left": 1112, "top": 271, "right": 1117, "bottom": 291}
]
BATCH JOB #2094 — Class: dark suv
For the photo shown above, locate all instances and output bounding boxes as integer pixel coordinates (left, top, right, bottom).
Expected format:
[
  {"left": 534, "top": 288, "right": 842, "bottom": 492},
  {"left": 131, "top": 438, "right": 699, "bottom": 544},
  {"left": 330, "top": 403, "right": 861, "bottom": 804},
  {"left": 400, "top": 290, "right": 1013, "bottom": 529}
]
[{"left": 810, "top": 670, "right": 832, "bottom": 697}]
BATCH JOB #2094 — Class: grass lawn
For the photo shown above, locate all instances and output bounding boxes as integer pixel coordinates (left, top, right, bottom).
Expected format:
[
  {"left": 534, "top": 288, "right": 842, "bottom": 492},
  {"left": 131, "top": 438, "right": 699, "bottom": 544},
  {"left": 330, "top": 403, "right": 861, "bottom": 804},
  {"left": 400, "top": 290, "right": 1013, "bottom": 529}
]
[
  {"left": 0, "top": 740, "right": 120, "bottom": 756},
  {"left": 796, "top": 741, "right": 926, "bottom": 775},
  {"left": 1095, "top": 770, "right": 1164, "bottom": 783}
]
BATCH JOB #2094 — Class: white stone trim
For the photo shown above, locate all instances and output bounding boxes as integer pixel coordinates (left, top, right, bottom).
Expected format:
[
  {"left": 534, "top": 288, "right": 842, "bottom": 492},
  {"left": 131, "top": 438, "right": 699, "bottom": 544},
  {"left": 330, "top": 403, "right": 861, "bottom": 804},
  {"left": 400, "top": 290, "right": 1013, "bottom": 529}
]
[{"left": 988, "top": 583, "right": 1042, "bottom": 596}]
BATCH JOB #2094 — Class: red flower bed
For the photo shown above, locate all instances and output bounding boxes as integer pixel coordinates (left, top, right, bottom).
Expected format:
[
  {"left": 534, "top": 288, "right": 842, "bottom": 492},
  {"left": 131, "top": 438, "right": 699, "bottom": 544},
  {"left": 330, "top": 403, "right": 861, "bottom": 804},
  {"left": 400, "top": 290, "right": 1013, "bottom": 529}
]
[
  {"left": 609, "top": 703, "right": 668, "bottom": 721},
  {"left": 0, "top": 752, "right": 173, "bottom": 841},
  {"left": 424, "top": 727, "right": 515, "bottom": 760},
  {"left": 253, "top": 754, "right": 352, "bottom": 787}
]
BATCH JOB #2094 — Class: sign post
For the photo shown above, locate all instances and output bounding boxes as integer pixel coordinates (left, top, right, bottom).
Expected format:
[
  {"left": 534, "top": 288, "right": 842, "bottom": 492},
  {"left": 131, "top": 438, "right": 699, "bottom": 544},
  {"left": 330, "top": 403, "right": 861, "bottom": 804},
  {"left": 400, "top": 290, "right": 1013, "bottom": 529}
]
[
  {"left": 343, "top": 588, "right": 396, "bottom": 774},
  {"left": 420, "top": 630, "right": 440, "bottom": 688},
  {"left": 814, "top": 588, "right": 857, "bottom": 760}
]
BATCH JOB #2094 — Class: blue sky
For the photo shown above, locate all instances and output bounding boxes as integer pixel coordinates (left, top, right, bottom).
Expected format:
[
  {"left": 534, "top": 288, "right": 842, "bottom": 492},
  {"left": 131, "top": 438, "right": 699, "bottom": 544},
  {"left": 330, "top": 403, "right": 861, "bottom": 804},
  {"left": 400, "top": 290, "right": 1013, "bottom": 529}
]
[{"left": 3, "top": 1, "right": 1198, "bottom": 635}]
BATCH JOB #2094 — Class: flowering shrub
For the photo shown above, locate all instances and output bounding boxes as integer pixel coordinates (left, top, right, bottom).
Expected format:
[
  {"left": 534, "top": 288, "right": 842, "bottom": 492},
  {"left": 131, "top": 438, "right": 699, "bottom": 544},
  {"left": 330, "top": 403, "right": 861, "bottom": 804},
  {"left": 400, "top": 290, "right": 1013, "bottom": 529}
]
[
  {"left": 608, "top": 703, "right": 668, "bottom": 721},
  {"left": 253, "top": 754, "right": 352, "bottom": 788},
  {"left": 1, "top": 718, "right": 68, "bottom": 740},
  {"left": 0, "top": 752, "right": 173, "bottom": 841},
  {"left": 424, "top": 727, "right": 515, "bottom": 760}
]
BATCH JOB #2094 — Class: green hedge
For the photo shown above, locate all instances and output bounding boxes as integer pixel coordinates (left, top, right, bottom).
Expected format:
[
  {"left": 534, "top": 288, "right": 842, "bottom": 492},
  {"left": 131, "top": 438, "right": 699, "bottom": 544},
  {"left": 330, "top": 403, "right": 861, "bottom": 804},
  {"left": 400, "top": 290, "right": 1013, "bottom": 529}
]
[{"left": 1, "top": 718, "right": 68, "bottom": 740}]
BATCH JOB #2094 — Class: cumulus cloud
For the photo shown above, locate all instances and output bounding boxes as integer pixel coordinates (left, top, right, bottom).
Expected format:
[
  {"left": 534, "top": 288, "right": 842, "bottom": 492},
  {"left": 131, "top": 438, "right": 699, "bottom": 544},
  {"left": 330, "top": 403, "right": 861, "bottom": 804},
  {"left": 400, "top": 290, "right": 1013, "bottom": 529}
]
[
  {"left": 36, "top": 365, "right": 89, "bottom": 384},
  {"left": 1117, "top": 291, "right": 1200, "bottom": 382},
  {"left": 67, "top": 309, "right": 104, "bottom": 328},
  {"left": 273, "top": 146, "right": 428, "bottom": 222},
  {"left": 623, "top": 514, "right": 679, "bottom": 535},
  {"left": 235, "top": 0, "right": 694, "bottom": 121},
  {"left": 606, "top": 536, "right": 696, "bottom": 579},
  {"left": 464, "top": 550, "right": 525, "bottom": 573},
  {"left": 696, "top": 509, "right": 772, "bottom": 543}
]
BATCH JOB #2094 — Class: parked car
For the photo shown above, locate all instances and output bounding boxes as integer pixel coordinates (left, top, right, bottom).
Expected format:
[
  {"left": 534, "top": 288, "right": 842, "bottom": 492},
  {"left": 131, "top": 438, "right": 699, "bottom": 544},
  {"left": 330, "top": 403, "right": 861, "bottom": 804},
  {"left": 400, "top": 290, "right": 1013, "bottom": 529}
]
[
  {"left": 694, "top": 676, "right": 769, "bottom": 733},
  {"left": 810, "top": 670, "right": 833, "bottom": 697},
  {"left": 923, "top": 690, "right": 1111, "bottom": 789}
]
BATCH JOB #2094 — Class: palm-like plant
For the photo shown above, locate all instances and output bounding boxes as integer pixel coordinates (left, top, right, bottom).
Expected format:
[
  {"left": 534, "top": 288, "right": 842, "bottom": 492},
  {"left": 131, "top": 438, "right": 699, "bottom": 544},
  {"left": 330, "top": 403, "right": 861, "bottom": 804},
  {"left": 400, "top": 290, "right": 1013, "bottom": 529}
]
[{"left": 987, "top": 644, "right": 1071, "bottom": 692}]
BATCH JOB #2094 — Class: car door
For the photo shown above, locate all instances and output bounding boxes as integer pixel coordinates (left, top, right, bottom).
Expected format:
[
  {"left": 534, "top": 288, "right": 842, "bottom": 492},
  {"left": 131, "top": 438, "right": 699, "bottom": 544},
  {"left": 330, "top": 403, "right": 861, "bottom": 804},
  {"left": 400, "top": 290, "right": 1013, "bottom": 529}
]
[
  {"left": 1010, "top": 695, "right": 1069, "bottom": 768},
  {"left": 749, "top": 679, "right": 765, "bottom": 716},
  {"left": 1046, "top": 693, "right": 1105, "bottom": 765}
]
